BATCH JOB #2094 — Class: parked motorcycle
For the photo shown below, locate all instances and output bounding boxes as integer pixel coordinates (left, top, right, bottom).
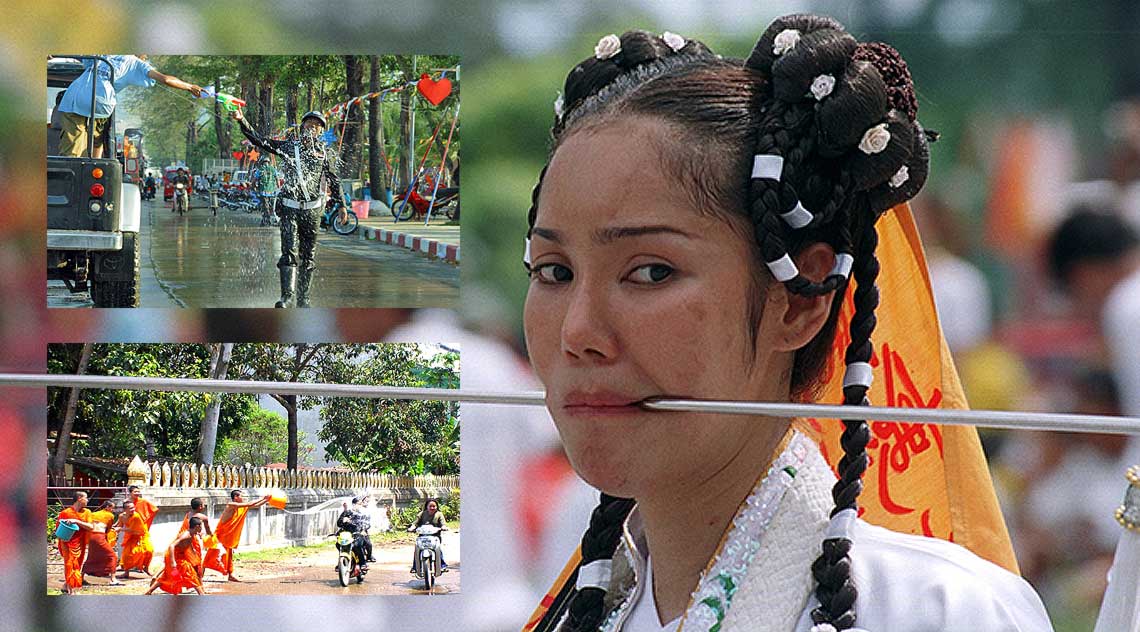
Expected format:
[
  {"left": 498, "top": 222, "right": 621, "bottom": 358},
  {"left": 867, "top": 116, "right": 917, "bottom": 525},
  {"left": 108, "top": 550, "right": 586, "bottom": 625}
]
[
  {"left": 330, "top": 530, "right": 369, "bottom": 586},
  {"left": 392, "top": 186, "right": 459, "bottom": 222},
  {"left": 411, "top": 524, "right": 446, "bottom": 592}
]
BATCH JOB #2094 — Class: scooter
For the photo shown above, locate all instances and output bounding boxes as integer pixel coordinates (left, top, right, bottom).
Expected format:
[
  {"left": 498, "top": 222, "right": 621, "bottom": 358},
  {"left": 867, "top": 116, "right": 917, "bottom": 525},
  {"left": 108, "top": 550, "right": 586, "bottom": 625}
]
[
  {"left": 172, "top": 182, "right": 189, "bottom": 215},
  {"left": 411, "top": 524, "right": 446, "bottom": 592},
  {"left": 329, "top": 530, "right": 369, "bottom": 586},
  {"left": 320, "top": 196, "right": 359, "bottom": 235},
  {"left": 142, "top": 182, "right": 156, "bottom": 201}
]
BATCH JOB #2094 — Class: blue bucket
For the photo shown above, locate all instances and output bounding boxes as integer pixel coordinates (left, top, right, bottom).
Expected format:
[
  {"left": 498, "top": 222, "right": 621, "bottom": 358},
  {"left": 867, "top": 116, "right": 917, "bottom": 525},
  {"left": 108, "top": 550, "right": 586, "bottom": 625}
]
[{"left": 55, "top": 520, "right": 78, "bottom": 541}]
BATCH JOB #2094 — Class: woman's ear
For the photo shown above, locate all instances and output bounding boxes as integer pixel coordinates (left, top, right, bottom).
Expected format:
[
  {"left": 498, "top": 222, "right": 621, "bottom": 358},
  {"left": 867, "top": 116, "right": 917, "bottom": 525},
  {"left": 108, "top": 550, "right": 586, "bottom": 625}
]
[{"left": 765, "top": 242, "right": 839, "bottom": 352}]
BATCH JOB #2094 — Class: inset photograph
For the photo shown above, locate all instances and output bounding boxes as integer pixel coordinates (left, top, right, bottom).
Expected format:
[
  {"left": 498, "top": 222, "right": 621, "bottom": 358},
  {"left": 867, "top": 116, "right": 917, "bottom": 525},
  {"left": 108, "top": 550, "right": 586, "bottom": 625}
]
[
  {"left": 46, "top": 343, "right": 459, "bottom": 595},
  {"left": 47, "top": 55, "right": 459, "bottom": 308}
]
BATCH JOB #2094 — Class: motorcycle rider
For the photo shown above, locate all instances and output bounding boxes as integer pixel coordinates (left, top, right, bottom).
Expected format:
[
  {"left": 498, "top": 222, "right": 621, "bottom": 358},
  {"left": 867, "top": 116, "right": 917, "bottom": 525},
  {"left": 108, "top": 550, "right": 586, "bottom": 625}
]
[
  {"left": 171, "top": 167, "right": 190, "bottom": 212},
  {"left": 407, "top": 498, "right": 448, "bottom": 572},
  {"left": 231, "top": 107, "right": 339, "bottom": 307},
  {"left": 143, "top": 173, "right": 156, "bottom": 200},
  {"left": 336, "top": 496, "right": 373, "bottom": 568}
]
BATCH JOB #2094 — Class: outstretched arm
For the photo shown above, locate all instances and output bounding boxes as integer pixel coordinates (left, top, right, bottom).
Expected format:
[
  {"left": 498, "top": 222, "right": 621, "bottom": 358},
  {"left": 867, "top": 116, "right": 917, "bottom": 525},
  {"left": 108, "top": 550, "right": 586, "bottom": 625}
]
[
  {"left": 231, "top": 109, "right": 286, "bottom": 157},
  {"left": 146, "top": 68, "right": 202, "bottom": 97}
]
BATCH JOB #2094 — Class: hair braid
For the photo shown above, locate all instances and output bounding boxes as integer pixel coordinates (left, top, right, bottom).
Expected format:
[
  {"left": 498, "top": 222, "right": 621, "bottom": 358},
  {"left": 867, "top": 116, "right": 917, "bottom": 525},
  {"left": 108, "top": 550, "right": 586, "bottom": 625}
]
[
  {"left": 563, "top": 493, "right": 637, "bottom": 632},
  {"left": 811, "top": 219, "right": 880, "bottom": 630}
]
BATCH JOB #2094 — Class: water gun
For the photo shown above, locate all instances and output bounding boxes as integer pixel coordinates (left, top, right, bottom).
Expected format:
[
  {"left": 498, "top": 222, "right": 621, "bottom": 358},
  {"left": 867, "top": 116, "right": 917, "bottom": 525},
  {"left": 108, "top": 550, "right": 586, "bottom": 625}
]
[{"left": 198, "top": 86, "right": 246, "bottom": 111}]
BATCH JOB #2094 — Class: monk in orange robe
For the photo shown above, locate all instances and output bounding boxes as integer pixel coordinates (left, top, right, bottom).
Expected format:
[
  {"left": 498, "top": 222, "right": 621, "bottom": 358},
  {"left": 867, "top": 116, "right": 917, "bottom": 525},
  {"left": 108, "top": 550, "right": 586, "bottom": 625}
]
[
  {"left": 175, "top": 498, "right": 217, "bottom": 572},
  {"left": 128, "top": 485, "right": 158, "bottom": 529},
  {"left": 117, "top": 500, "right": 155, "bottom": 579},
  {"left": 213, "top": 489, "right": 269, "bottom": 581},
  {"left": 56, "top": 491, "right": 94, "bottom": 594},
  {"left": 146, "top": 516, "right": 206, "bottom": 595},
  {"left": 82, "top": 500, "right": 120, "bottom": 581}
]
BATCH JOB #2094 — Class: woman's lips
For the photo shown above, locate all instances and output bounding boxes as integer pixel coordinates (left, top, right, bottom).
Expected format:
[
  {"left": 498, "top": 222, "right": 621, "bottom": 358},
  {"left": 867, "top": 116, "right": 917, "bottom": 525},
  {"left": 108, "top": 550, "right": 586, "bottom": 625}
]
[{"left": 561, "top": 391, "right": 646, "bottom": 416}]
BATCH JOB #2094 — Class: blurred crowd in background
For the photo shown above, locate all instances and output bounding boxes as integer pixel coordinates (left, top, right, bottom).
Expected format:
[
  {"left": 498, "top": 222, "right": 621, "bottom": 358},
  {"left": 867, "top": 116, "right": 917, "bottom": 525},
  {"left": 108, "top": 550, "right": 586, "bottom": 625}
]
[{"left": 3, "top": 1, "right": 1140, "bottom": 631}]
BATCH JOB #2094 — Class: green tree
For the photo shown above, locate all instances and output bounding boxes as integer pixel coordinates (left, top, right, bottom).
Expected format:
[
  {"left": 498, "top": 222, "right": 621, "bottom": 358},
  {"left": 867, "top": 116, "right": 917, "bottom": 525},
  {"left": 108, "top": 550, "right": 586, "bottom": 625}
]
[
  {"left": 318, "top": 344, "right": 459, "bottom": 474},
  {"left": 230, "top": 343, "right": 378, "bottom": 470},
  {"left": 216, "top": 408, "right": 314, "bottom": 466},
  {"left": 47, "top": 344, "right": 257, "bottom": 463}
]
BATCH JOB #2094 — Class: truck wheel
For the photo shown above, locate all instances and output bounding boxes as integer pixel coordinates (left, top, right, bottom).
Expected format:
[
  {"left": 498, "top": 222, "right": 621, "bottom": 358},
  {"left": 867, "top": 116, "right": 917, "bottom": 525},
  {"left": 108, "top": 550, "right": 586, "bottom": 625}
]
[{"left": 91, "top": 233, "right": 140, "bottom": 308}]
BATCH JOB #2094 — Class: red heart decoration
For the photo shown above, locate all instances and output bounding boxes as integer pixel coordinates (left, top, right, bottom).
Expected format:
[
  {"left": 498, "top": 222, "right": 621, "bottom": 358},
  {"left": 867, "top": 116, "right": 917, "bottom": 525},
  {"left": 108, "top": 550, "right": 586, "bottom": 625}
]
[
  {"left": 417, "top": 74, "right": 452, "bottom": 106},
  {"left": 232, "top": 151, "right": 243, "bottom": 160}
]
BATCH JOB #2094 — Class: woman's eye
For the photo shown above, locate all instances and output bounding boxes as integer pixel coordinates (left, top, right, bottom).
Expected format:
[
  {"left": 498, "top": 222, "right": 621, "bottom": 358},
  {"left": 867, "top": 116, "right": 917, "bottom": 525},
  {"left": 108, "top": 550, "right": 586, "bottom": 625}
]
[
  {"left": 531, "top": 263, "right": 573, "bottom": 283},
  {"left": 627, "top": 263, "right": 674, "bottom": 284}
]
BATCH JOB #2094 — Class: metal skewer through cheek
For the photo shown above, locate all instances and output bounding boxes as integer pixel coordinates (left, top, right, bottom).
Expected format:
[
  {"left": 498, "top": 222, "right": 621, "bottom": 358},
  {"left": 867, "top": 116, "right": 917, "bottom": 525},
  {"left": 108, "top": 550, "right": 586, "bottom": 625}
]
[{"left": 1, "top": 373, "right": 1138, "bottom": 435}]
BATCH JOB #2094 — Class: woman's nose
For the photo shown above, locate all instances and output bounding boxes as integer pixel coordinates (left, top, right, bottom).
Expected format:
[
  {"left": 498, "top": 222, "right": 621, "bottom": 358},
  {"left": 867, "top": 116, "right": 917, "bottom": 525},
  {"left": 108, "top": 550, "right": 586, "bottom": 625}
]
[{"left": 560, "top": 284, "right": 619, "bottom": 362}]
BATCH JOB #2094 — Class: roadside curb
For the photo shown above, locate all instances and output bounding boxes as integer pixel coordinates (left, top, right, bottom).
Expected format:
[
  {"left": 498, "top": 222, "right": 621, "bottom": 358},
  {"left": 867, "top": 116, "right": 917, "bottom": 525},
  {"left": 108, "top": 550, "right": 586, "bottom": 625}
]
[{"left": 357, "top": 226, "right": 460, "bottom": 264}]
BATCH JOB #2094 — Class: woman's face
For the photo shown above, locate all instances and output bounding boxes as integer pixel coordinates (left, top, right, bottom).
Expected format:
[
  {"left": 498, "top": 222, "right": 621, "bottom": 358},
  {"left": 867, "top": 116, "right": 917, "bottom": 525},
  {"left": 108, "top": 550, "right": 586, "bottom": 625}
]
[
  {"left": 524, "top": 117, "right": 796, "bottom": 498},
  {"left": 427, "top": 501, "right": 438, "bottom": 513}
]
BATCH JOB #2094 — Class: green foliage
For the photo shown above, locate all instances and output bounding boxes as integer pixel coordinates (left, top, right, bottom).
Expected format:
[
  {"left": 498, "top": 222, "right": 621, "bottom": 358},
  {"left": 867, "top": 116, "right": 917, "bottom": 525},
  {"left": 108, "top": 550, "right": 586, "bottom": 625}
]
[
  {"left": 48, "top": 344, "right": 257, "bottom": 462},
  {"left": 391, "top": 504, "right": 423, "bottom": 531},
  {"left": 47, "top": 502, "right": 63, "bottom": 544},
  {"left": 116, "top": 55, "right": 459, "bottom": 181},
  {"left": 216, "top": 409, "right": 314, "bottom": 466},
  {"left": 441, "top": 488, "right": 460, "bottom": 522},
  {"left": 317, "top": 344, "right": 459, "bottom": 475}
]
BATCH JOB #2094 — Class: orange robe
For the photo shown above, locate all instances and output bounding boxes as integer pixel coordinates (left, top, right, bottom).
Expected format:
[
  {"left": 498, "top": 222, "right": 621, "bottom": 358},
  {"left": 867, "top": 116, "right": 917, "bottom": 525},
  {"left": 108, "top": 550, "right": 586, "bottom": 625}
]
[
  {"left": 135, "top": 497, "right": 158, "bottom": 529},
  {"left": 157, "top": 537, "right": 204, "bottom": 594},
  {"left": 82, "top": 509, "right": 117, "bottom": 577},
  {"left": 214, "top": 506, "right": 249, "bottom": 550},
  {"left": 56, "top": 507, "right": 91, "bottom": 590},
  {"left": 213, "top": 505, "right": 250, "bottom": 575},
  {"left": 120, "top": 512, "right": 154, "bottom": 573}
]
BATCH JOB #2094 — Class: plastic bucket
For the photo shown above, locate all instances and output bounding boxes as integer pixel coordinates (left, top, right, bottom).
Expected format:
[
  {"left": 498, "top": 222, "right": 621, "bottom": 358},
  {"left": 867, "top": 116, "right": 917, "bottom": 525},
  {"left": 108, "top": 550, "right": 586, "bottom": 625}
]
[
  {"left": 268, "top": 494, "right": 287, "bottom": 510},
  {"left": 55, "top": 520, "right": 79, "bottom": 541}
]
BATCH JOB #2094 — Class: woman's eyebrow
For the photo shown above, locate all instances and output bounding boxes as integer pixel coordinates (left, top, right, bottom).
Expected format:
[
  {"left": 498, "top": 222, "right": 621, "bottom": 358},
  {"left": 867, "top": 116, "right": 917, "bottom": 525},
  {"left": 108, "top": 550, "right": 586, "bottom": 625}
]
[
  {"left": 593, "top": 225, "right": 696, "bottom": 244},
  {"left": 530, "top": 225, "right": 697, "bottom": 245}
]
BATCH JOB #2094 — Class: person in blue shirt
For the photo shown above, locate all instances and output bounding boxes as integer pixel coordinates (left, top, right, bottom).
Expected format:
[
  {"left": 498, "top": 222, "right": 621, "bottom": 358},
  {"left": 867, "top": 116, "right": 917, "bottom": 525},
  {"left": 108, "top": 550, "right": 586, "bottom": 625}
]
[{"left": 56, "top": 54, "right": 201, "bottom": 158}]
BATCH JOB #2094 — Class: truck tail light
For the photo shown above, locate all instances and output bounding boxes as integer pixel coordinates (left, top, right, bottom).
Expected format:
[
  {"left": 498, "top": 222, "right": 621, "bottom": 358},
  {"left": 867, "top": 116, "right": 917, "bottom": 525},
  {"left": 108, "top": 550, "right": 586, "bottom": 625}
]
[
  {"left": 90, "top": 183, "right": 105, "bottom": 197},
  {"left": 92, "top": 167, "right": 103, "bottom": 179}
]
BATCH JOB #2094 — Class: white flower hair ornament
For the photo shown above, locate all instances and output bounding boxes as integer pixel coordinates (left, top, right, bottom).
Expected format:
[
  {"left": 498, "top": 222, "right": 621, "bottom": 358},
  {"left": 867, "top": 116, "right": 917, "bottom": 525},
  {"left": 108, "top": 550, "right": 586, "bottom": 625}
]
[
  {"left": 859, "top": 122, "right": 891, "bottom": 155},
  {"left": 810, "top": 74, "right": 835, "bottom": 101},
  {"left": 595, "top": 34, "right": 622, "bottom": 60},
  {"left": 773, "top": 29, "right": 801, "bottom": 55},
  {"left": 662, "top": 31, "right": 686, "bottom": 52}
]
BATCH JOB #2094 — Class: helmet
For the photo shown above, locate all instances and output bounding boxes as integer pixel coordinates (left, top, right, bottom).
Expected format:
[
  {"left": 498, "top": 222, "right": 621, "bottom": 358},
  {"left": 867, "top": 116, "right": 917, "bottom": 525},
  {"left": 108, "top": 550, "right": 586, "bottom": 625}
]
[{"left": 300, "top": 111, "right": 327, "bottom": 128}]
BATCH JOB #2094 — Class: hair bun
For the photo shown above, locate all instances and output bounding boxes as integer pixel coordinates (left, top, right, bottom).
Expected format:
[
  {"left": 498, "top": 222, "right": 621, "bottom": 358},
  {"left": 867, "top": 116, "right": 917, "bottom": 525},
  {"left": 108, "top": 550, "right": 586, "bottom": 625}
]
[
  {"left": 770, "top": 28, "right": 857, "bottom": 103},
  {"left": 747, "top": 13, "right": 847, "bottom": 77},
  {"left": 866, "top": 120, "right": 930, "bottom": 212},
  {"left": 847, "top": 110, "right": 914, "bottom": 192},
  {"left": 816, "top": 61, "right": 889, "bottom": 157}
]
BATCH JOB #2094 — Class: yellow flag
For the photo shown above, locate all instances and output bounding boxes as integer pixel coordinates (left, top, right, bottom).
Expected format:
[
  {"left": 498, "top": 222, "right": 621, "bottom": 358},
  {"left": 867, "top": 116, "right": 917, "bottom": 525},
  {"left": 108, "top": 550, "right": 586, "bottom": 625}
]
[{"left": 803, "top": 202, "right": 1019, "bottom": 573}]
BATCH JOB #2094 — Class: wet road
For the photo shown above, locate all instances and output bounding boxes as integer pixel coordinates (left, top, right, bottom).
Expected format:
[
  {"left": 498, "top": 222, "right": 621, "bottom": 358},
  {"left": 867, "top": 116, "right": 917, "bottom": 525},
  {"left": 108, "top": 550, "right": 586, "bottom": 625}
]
[{"left": 48, "top": 197, "right": 459, "bottom": 308}]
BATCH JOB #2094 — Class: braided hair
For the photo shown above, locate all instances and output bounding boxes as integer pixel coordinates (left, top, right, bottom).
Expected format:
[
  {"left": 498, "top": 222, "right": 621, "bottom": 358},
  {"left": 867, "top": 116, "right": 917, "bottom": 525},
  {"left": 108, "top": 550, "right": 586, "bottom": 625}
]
[{"left": 528, "top": 16, "right": 931, "bottom": 631}]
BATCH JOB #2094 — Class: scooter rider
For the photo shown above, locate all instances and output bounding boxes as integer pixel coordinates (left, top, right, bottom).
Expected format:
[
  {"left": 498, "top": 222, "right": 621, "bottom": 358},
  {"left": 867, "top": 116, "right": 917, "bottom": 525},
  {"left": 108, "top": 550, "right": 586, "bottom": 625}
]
[
  {"left": 231, "top": 107, "right": 338, "bottom": 307},
  {"left": 336, "top": 497, "right": 373, "bottom": 566},
  {"left": 171, "top": 167, "right": 190, "bottom": 212},
  {"left": 407, "top": 498, "right": 448, "bottom": 572}
]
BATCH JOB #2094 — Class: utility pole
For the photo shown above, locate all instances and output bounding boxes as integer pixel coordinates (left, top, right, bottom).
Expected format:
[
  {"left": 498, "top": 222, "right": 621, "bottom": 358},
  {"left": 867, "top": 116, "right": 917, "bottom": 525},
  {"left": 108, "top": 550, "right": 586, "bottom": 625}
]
[{"left": 408, "top": 55, "right": 417, "bottom": 187}]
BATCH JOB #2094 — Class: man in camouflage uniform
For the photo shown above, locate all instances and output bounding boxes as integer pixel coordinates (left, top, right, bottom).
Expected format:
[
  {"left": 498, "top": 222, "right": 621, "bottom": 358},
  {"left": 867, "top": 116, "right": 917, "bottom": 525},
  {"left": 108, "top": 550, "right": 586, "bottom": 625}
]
[{"left": 233, "top": 108, "right": 338, "bottom": 307}]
